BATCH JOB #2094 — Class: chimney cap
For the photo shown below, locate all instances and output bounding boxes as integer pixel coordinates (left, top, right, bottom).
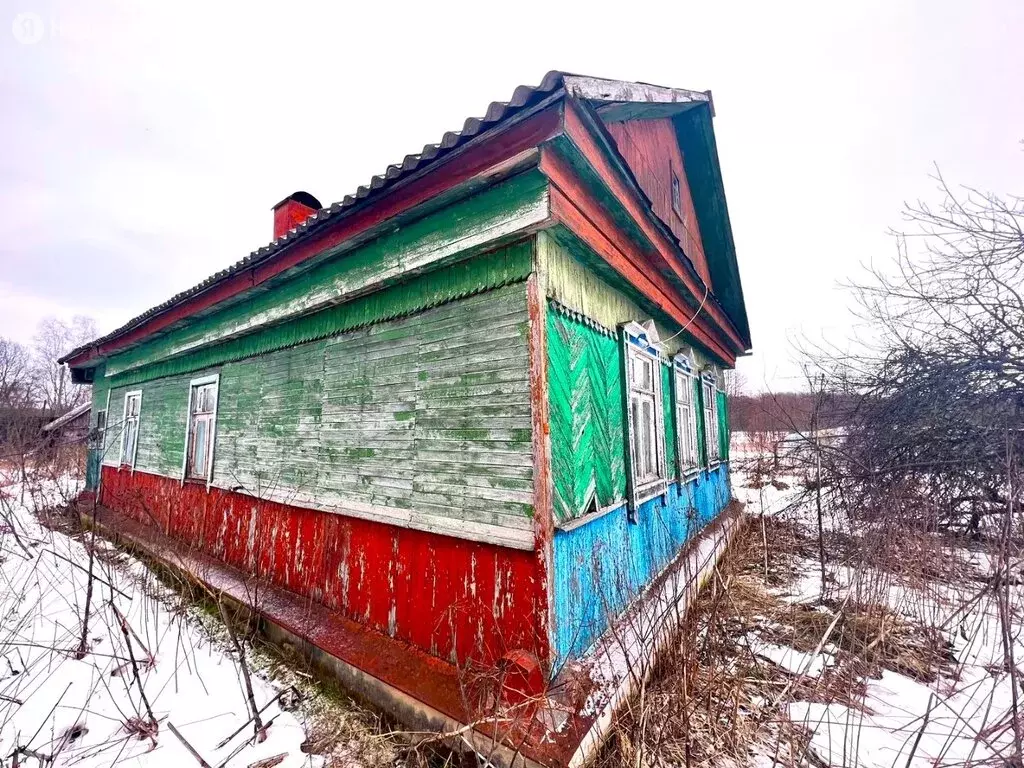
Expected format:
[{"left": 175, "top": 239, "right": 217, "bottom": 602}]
[{"left": 272, "top": 191, "right": 322, "bottom": 211}]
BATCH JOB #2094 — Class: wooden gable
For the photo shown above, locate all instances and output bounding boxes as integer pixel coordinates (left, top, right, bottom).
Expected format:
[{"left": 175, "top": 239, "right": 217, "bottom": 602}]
[{"left": 604, "top": 117, "right": 712, "bottom": 287}]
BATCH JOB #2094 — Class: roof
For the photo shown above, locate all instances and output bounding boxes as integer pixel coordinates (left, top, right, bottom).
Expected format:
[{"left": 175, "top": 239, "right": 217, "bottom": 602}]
[
  {"left": 62, "top": 72, "right": 748, "bottom": 366},
  {"left": 42, "top": 401, "right": 90, "bottom": 433}
]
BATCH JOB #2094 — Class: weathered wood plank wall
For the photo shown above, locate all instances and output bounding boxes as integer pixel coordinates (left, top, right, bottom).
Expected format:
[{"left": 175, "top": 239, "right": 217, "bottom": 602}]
[
  {"left": 101, "top": 282, "right": 535, "bottom": 547},
  {"left": 103, "top": 172, "right": 549, "bottom": 384},
  {"left": 100, "top": 467, "right": 548, "bottom": 666},
  {"left": 603, "top": 118, "right": 711, "bottom": 287}
]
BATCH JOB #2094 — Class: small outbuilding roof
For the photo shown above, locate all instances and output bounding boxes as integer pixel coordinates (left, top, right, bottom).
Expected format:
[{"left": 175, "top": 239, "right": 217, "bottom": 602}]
[{"left": 42, "top": 401, "right": 90, "bottom": 433}]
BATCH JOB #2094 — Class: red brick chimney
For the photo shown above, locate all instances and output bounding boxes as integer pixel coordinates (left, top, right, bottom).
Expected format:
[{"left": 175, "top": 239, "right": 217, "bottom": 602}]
[{"left": 272, "top": 191, "right": 322, "bottom": 240}]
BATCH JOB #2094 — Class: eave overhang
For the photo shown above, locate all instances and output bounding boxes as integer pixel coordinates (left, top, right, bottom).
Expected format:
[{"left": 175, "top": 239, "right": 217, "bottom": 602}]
[{"left": 63, "top": 72, "right": 750, "bottom": 372}]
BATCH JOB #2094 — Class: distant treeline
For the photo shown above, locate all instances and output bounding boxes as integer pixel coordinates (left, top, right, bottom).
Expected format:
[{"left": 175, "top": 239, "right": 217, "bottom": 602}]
[{"left": 730, "top": 391, "right": 856, "bottom": 433}]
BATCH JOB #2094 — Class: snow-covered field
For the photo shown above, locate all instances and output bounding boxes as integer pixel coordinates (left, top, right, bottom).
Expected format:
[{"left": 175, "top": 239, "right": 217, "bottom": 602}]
[
  {"left": 0, "top": 473, "right": 336, "bottom": 768},
  {"left": 732, "top": 431, "right": 1024, "bottom": 768}
]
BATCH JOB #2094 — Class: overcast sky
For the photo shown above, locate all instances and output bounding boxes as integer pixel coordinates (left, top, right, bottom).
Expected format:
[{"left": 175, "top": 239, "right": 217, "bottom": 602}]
[{"left": 1, "top": 0, "right": 1021, "bottom": 390}]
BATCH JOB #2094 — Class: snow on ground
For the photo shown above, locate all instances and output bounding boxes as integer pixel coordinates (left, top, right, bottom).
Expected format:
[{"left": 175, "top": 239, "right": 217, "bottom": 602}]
[
  {"left": 0, "top": 474, "right": 321, "bottom": 768},
  {"left": 731, "top": 431, "right": 1024, "bottom": 767},
  {"left": 745, "top": 636, "right": 834, "bottom": 678}
]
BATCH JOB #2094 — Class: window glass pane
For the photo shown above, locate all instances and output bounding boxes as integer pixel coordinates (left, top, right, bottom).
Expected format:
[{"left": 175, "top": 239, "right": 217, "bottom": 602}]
[
  {"left": 192, "top": 418, "right": 208, "bottom": 476},
  {"left": 193, "top": 383, "right": 215, "bottom": 414},
  {"left": 123, "top": 422, "right": 136, "bottom": 464}
]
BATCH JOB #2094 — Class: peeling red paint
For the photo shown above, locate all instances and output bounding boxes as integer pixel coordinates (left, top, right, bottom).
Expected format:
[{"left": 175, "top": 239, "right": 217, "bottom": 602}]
[{"left": 100, "top": 467, "right": 549, "bottom": 669}]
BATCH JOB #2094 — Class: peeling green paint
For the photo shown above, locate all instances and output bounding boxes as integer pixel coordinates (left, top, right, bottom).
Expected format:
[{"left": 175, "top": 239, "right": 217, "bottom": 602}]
[
  {"left": 106, "top": 173, "right": 546, "bottom": 382},
  {"left": 100, "top": 283, "right": 535, "bottom": 534},
  {"left": 547, "top": 305, "right": 627, "bottom": 524},
  {"left": 108, "top": 238, "right": 535, "bottom": 389}
]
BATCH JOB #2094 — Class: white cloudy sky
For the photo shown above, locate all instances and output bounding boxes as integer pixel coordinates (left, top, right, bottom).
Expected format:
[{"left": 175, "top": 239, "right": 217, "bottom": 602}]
[{"left": 1, "top": 0, "right": 1021, "bottom": 390}]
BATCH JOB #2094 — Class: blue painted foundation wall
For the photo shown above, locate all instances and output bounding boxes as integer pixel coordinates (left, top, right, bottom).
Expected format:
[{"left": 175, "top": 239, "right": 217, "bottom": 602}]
[{"left": 551, "top": 463, "right": 731, "bottom": 670}]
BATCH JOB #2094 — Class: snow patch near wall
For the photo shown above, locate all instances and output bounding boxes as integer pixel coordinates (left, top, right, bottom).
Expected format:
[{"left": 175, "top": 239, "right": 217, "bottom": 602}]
[{"left": 0, "top": 476, "right": 318, "bottom": 768}]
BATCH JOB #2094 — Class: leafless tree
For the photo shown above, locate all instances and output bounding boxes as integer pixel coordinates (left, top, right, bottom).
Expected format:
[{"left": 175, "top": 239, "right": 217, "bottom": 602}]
[
  {"left": 32, "top": 315, "right": 97, "bottom": 414},
  {"left": 805, "top": 172, "right": 1024, "bottom": 536}
]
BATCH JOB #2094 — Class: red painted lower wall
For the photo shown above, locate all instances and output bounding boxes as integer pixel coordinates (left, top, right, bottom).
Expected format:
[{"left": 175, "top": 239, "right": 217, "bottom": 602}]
[{"left": 99, "top": 467, "right": 549, "bottom": 669}]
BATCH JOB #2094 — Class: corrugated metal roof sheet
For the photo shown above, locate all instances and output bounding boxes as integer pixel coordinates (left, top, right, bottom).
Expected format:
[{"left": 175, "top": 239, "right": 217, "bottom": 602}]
[{"left": 61, "top": 71, "right": 569, "bottom": 365}]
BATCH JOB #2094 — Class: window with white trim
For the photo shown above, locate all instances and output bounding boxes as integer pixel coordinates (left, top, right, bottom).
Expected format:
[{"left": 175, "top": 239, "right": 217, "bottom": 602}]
[
  {"left": 674, "top": 356, "right": 700, "bottom": 474},
  {"left": 623, "top": 324, "right": 667, "bottom": 509},
  {"left": 702, "top": 373, "right": 721, "bottom": 464},
  {"left": 185, "top": 376, "right": 218, "bottom": 482},
  {"left": 120, "top": 392, "right": 141, "bottom": 467}
]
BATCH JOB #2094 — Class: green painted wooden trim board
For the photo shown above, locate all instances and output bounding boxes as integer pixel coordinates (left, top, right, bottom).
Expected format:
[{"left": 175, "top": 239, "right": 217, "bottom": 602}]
[
  {"left": 105, "top": 170, "right": 550, "bottom": 380},
  {"left": 107, "top": 242, "right": 534, "bottom": 388}
]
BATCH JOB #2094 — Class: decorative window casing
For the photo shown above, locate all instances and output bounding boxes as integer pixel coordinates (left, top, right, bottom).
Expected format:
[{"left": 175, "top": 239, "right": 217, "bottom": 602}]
[
  {"left": 674, "top": 354, "right": 700, "bottom": 474},
  {"left": 183, "top": 374, "right": 219, "bottom": 484},
  {"left": 623, "top": 321, "right": 667, "bottom": 513},
  {"left": 119, "top": 391, "right": 141, "bottom": 468},
  {"left": 702, "top": 371, "right": 721, "bottom": 465}
]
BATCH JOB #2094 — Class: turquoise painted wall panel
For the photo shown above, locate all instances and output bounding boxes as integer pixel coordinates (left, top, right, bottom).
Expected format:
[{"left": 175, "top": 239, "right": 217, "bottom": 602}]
[{"left": 550, "top": 464, "right": 731, "bottom": 669}]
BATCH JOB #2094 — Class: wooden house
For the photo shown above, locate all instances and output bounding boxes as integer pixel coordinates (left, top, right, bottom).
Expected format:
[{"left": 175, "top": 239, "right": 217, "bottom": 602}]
[{"left": 62, "top": 72, "right": 751, "bottom": 766}]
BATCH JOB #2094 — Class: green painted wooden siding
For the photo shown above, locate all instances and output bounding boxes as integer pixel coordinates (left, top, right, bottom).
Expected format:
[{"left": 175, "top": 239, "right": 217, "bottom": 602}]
[
  {"left": 108, "top": 242, "right": 534, "bottom": 389},
  {"left": 101, "top": 283, "right": 534, "bottom": 535},
  {"left": 547, "top": 306, "right": 627, "bottom": 524}
]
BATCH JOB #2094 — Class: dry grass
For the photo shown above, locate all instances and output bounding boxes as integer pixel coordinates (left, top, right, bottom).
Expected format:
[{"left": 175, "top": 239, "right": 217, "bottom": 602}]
[{"left": 593, "top": 514, "right": 963, "bottom": 768}]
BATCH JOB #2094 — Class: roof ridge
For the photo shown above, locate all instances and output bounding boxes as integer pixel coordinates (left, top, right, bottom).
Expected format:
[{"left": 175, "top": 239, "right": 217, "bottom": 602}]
[{"left": 61, "top": 71, "right": 568, "bottom": 365}]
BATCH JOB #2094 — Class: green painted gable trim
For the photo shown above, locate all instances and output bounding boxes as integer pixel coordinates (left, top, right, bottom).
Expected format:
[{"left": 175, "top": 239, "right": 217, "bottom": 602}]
[
  {"left": 105, "top": 170, "right": 550, "bottom": 379},
  {"left": 107, "top": 242, "right": 533, "bottom": 388}
]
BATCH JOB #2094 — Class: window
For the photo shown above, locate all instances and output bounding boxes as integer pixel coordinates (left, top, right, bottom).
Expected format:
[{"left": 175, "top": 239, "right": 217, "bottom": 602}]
[
  {"left": 90, "top": 409, "right": 107, "bottom": 450},
  {"left": 120, "top": 392, "right": 141, "bottom": 468},
  {"left": 671, "top": 171, "right": 682, "bottom": 217},
  {"left": 623, "top": 324, "right": 667, "bottom": 510},
  {"left": 184, "top": 375, "right": 218, "bottom": 482},
  {"left": 702, "top": 373, "right": 720, "bottom": 464},
  {"left": 674, "top": 356, "right": 700, "bottom": 474}
]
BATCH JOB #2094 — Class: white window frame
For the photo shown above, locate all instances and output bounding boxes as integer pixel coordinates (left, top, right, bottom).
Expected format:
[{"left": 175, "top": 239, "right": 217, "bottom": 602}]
[
  {"left": 702, "top": 371, "right": 721, "bottom": 466},
  {"left": 673, "top": 354, "right": 700, "bottom": 476},
  {"left": 119, "top": 390, "right": 142, "bottom": 470},
  {"left": 181, "top": 374, "right": 219, "bottom": 488},
  {"left": 623, "top": 324, "right": 668, "bottom": 514}
]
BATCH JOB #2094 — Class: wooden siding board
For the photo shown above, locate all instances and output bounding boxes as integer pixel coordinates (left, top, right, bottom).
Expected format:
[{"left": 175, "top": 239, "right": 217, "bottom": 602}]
[
  {"left": 541, "top": 232, "right": 720, "bottom": 368},
  {"left": 546, "top": 304, "right": 627, "bottom": 525},
  {"left": 100, "top": 467, "right": 550, "bottom": 668},
  {"left": 551, "top": 465, "right": 732, "bottom": 667},
  {"left": 100, "top": 281, "right": 535, "bottom": 545}
]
